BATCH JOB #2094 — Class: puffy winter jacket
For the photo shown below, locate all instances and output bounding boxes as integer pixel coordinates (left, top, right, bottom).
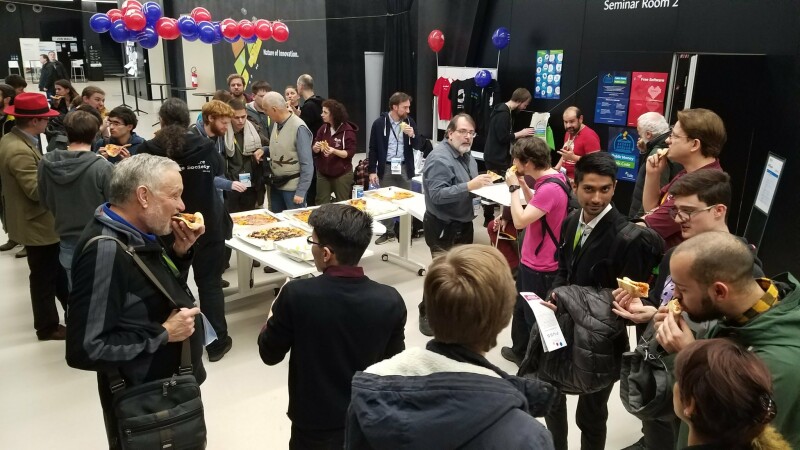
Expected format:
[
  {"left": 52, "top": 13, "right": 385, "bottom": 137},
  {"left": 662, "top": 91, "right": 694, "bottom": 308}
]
[{"left": 519, "top": 285, "right": 627, "bottom": 395}]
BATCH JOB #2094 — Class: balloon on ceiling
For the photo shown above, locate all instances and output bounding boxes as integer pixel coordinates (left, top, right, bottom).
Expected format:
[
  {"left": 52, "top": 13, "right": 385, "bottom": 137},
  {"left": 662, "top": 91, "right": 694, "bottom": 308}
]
[{"left": 89, "top": 6, "right": 288, "bottom": 47}]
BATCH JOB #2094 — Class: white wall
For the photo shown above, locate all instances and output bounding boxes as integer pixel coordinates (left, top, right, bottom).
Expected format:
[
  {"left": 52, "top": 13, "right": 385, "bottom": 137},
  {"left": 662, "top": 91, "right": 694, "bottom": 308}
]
[{"left": 181, "top": 40, "right": 216, "bottom": 110}]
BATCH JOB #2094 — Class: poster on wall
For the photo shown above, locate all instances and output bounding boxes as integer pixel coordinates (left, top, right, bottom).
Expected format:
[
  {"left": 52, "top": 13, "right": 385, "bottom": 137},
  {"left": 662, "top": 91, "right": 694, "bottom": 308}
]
[
  {"left": 627, "top": 72, "right": 668, "bottom": 126},
  {"left": 594, "top": 71, "right": 631, "bottom": 126},
  {"left": 607, "top": 126, "right": 639, "bottom": 183},
  {"left": 534, "top": 50, "right": 563, "bottom": 99}
]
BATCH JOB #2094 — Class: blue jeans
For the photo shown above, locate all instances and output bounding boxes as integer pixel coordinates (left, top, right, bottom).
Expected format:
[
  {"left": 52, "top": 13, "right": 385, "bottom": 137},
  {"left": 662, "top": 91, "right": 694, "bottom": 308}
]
[{"left": 270, "top": 188, "right": 306, "bottom": 213}]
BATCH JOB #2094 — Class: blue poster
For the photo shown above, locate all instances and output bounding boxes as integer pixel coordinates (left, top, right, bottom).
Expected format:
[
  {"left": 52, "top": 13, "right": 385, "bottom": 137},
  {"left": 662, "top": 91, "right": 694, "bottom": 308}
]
[
  {"left": 608, "top": 127, "right": 639, "bottom": 183},
  {"left": 534, "top": 50, "right": 563, "bottom": 99},
  {"left": 594, "top": 72, "right": 631, "bottom": 126}
]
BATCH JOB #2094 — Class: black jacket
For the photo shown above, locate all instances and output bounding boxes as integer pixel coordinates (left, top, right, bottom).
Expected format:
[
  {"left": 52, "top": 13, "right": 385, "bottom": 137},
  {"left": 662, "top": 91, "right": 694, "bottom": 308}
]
[
  {"left": 367, "top": 112, "right": 422, "bottom": 179},
  {"left": 66, "top": 206, "right": 206, "bottom": 386},
  {"left": 258, "top": 266, "right": 407, "bottom": 431},
  {"left": 299, "top": 95, "right": 325, "bottom": 135},
  {"left": 138, "top": 132, "right": 232, "bottom": 243},
  {"left": 346, "top": 341, "right": 556, "bottom": 450},
  {"left": 483, "top": 103, "right": 514, "bottom": 168},
  {"left": 520, "top": 285, "right": 627, "bottom": 395},
  {"left": 553, "top": 207, "right": 656, "bottom": 290}
]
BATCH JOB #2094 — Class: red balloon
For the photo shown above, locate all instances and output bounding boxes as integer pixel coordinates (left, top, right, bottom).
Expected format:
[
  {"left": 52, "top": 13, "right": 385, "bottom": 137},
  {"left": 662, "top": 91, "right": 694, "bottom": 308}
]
[
  {"left": 428, "top": 29, "right": 445, "bottom": 53},
  {"left": 238, "top": 20, "right": 255, "bottom": 39},
  {"left": 220, "top": 18, "right": 239, "bottom": 39},
  {"left": 254, "top": 19, "right": 272, "bottom": 41},
  {"left": 124, "top": 9, "right": 147, "bottom": 32},
  {"left": 121, "top": 0, "right": 142, "bottom": 12},
  {"left": 272, "top": 21, "right": 289, "bottom": 43},
  {"left": 190, "top": 7, "right": 211, "bottom": 23},
  {"left": 107, "top": 8, "right": 123, "bottom": 22},
  {"left": 155, "top": 17, "right": 180, "bottom": 40}
]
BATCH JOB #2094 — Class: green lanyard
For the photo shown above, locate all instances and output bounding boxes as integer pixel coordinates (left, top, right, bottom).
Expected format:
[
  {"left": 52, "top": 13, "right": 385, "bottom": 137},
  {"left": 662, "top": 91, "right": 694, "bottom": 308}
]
[{"left": 161, "top": 250, "right": 180, "bottom": 278}]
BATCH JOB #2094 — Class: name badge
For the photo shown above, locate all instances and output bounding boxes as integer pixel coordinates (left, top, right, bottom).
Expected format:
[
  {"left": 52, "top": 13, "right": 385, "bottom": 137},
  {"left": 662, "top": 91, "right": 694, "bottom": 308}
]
[
  {"left": 239, "top": 173, "right": 252, "bottom": 187},
  {"left": 391, "top": 157, "right": 402, "bottom": 175}
]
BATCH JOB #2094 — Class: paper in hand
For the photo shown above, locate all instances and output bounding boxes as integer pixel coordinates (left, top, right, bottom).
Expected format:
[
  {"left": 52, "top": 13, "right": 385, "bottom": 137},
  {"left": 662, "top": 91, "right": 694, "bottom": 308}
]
[{"left": 521, "top": 291, "right": 567, "bottom": 352}]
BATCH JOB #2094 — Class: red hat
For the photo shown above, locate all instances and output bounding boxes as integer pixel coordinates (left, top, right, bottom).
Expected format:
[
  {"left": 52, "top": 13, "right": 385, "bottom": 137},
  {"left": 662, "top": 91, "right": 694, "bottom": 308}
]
[{"left": 4, "top": 92, "right": 60, "bottom": 118}]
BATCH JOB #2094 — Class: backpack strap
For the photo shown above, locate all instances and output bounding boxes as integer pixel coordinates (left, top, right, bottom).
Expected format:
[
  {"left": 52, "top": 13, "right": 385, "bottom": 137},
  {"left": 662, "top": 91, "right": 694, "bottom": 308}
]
[{"left": 535, "top": 177, "right": 572, "bottom": 257}]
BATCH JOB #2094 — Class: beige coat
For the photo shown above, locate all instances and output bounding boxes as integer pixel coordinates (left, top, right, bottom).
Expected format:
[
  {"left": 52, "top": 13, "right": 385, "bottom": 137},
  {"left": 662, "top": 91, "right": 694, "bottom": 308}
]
[{"left": 0, "top": 128, "right": 58, "bottom": 246}]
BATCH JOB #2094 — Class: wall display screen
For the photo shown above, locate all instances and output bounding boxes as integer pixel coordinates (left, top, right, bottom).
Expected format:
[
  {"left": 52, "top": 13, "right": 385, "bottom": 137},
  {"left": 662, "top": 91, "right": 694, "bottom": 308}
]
[
  {"left": 607, "top": 126, "right": 639, "bottom": 183},
  {"left": 594, "top": 71, "right": 631, "bottom": 126},
  {"left": 627, "top": 71, "right": 668, "bottom": 126},
  {"left": 534, "top": 50, "right": 563, "bottom": 99}
]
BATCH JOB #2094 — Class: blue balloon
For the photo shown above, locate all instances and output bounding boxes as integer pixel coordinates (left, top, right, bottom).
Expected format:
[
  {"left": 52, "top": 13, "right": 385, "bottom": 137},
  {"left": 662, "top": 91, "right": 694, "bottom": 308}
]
[
  {"left": 197, "top": 21, "right": 216, "bottom": 44},
  {"left": 183, "top": 32, "right": 199, "bottom": 42},
  {"left": 177, "top": 16, "right": 197, "bottom": 36},
  {"left": 223, "top": 35, "right": 240, "bottom": 44},
  {"left": 109, "top": 20, "right": 128, "bottom": 43},
  {"left": 212, "top": 22, "right": 222, "bottom": 44},
  {"left": 89, "top": 13, "right": 112, "bottom": 33},
  {"left": 492, "top": 27, "right": 510, "bottom": 50},
  {"left": 137, "top": 26, "right": 159, "bottom": 49},
  {"left": 242, "top": 35, "right": 258, "bottom": 44},
  {"left": 141, "top": 2, "right": 162, "bottom": 27},
  {"left": 475, "top": 69, "right": 492, "bottom": 88}
]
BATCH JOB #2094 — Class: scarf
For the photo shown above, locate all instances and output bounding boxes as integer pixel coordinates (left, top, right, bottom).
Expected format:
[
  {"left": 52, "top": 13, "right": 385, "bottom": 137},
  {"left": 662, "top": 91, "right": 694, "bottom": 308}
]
[{"left": 224, "top": 120, "right": 261, "bottom": 157}]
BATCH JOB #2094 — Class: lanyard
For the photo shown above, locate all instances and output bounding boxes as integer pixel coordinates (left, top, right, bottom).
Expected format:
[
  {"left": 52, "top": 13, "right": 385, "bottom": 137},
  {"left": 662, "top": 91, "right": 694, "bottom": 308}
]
[{"left": 160, "top": 250, "right": 180, "bottom": 278}]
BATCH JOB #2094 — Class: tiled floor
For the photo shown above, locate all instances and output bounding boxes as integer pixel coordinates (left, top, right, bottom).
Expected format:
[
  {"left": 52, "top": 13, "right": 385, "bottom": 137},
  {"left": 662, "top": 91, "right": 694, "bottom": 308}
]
[{"left": 0, "top": 81, "right": 643, "bottom": 448}]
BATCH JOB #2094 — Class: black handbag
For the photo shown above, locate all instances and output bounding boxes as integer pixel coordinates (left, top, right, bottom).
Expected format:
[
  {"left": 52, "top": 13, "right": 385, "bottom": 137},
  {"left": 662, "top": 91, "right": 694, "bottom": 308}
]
[
  {"left": 83, "top": 236, "right": 207, "bottom": 450},
  {"left": 619, "top": 321, "right": 674, "bottom": 420}
]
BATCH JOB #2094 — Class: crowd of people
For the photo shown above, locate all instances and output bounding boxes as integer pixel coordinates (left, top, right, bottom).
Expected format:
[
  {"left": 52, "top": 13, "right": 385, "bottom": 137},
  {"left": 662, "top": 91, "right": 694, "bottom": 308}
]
[{"left": 0, "top": 69, "right": 795, "bottom": 450}]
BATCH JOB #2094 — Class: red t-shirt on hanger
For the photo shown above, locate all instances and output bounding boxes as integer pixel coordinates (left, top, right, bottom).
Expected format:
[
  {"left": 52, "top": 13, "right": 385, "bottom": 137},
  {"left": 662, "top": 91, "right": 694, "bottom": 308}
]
[{"left": 433, "top": 77, "right": 452, "bottom": 121}]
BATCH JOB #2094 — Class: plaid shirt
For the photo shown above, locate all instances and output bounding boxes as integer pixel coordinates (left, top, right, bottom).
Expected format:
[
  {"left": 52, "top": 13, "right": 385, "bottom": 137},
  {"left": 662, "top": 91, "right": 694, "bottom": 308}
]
[
  {"left": 354, "top": 157, "right": 370, "bottom": 190},
  {"left": 729, "top": 278, "right": 780, "bottom": 325}
]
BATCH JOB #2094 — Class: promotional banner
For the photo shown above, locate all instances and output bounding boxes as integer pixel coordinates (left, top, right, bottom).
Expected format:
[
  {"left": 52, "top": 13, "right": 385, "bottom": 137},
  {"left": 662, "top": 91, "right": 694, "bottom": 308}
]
[
  {"left": 594, "top": 71, "right": 631, "bottom": 126},
  {"left": 608, "top": 126, "right": 639, "bottom": 183},
  {"left": 627, "top": 71, "right": 668, "bottom": 126},
  {"left": 535, "top": 50, "right": 563, "bottom": 99}
]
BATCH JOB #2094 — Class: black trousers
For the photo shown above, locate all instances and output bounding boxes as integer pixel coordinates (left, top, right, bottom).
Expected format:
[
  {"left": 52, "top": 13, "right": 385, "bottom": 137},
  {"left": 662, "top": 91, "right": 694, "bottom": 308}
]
[
  {"left": 223, "top": 187, "right": 258, "bottom": 264},
  {"left": 510, "top": 264, "right": 557, "bottom": 357},
  {"left": 420, "top": 212, "right": 474, "bottom": 316},
  {"left": 26, "top": 243, "right": 68, "bottom": 334},
  {"left": 97, "top": 373, "right": 120, "bottom": 449},
  {"left": 289, "top": 425, "right": 344, "bottom": 450},
  {"left": 545, "top": 383, "right": 615, "bottom": 450},
  {"left": 191, "top": 239, "right": 228, "bottom": 344}
]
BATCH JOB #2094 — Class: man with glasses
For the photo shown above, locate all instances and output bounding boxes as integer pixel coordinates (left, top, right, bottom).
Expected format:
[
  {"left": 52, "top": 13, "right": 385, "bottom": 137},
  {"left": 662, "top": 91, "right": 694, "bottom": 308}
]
[
  {"left": 613, "top": 169, "right": 762, "bottom": 450},
  {"left": 258, "top": 203, "right": 406, "bottom": 449},
  {"left": 93, "top": 106, "right": 144, "bottom": 164},
  {"left": 418, "top": 113, "right": 493, "bottom": 335},
  {"left": 641, "top": 108, "right": 725, "bottom": 249}
]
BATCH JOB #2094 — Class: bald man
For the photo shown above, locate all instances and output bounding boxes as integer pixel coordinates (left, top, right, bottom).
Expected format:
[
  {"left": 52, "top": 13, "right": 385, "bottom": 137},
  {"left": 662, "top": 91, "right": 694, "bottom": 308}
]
[
  {"left": 554, "top": 106, "right": 600, "bottom": 181},
  {"left": 654, "top": 231, "right": 800, "bottom": 448}
]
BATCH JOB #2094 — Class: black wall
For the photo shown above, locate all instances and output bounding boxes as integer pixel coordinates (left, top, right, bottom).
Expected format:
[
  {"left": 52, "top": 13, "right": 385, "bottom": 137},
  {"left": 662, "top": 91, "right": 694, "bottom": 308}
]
[{"left": 413, "top": 0, "right": 800, "bottom": 275}]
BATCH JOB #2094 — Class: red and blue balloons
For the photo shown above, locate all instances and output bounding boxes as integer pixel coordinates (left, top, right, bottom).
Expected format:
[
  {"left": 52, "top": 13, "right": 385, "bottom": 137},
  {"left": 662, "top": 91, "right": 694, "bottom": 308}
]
[
  {"left": 272, "top": 21, "right": 289, "bottom": 42},
  {"left": 89, "top": 13, "right": 112, "bottom": 33},
  {"left": 427, "top": 30, "right": 445, "bottom": 53},
  {"left": 220, "top": 18, "right": 239, "bottom": 40},
  {"left": 197, "top": 21, "right": 216, "bottom": 44},
  {"left": 137, "top": 26, "right": 159, "bottom": 49},
  {"left": 492, "top": 27, "right": 510, "bottom": 50},
  {"left": 123, "top": 8, "right": 146, "bottom": 32},
  {"left": 238, "top": 20, "right": 255, "bottom": 39},
  {"left": 178, "top": 16, "right": 198, "bottom": 38},
  {"left": 475, "top": 69, "right": 492, "bottom": 88},
  {"left": 254, "top": 19, "right": 272, "bottom": 41},
  {"left": 141, "top": 2, "right": 162, "bottom": 27},
  {"left": 155, "top": 17, "right": 180, "bottom": 40},
  {"left": 190, "top": 7, "right": 211, "bottom": 23},
  {"left": 107, "top": 8, "right": 123, "bottom": 22},
  {"left": 109, "top": 20, "right": 129, "bottom": 43}
]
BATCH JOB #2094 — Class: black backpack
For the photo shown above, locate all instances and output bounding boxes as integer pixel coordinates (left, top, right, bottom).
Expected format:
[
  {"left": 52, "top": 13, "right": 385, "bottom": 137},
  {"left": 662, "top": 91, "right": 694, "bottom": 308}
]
[
  {"left": 608, "top": 221, "right": 665, "bottom": 286},
  {"left": 535, "top": 177, "right": 580, "bottom": 260}
]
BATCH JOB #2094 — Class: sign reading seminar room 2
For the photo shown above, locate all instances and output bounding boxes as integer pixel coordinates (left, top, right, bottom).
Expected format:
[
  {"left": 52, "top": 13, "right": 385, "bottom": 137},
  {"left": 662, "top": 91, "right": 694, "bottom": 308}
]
[{"left": 604, "top": 0, "right": 679, "bottom": 11}]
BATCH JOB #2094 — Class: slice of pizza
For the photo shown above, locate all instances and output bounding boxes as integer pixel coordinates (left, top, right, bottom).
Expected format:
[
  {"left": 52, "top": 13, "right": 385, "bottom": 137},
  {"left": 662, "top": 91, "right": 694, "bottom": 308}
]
[
  {"left": 105, "top": 144, "right": 124, "bottom": 157},
  {"left": 616, "top": 277, "right": 650, "bottom": 298},
  {"left": 173, "top": 212, "right": 204, "bottom": 230},
  {"left": 486, "top": 170, "right": 503, "bottom": 182}
]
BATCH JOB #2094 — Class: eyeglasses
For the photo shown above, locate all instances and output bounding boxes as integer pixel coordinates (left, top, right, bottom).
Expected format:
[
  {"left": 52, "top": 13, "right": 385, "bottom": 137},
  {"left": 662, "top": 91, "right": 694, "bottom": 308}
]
[
  {"left": 668, "top": 127, "right": 690, "bottom": 141},
  {"left": 306, "top": 236, "right": 334, "bottom": 253},
  {"left": 669, "top": 204, "right": 717, "bottom": 222},
  {"left": 454, "top": 129, "right": 477, "bottom": 139}
]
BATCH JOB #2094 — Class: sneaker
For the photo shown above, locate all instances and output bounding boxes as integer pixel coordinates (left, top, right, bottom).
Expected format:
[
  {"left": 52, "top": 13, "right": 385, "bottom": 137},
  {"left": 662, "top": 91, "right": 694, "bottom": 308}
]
[
  {"left": 501, "top": 346, "right": 523, "bottom": 367},
  {"left": 375, "top": 233, "right": 396, "bottom": 245},
  {"left": 418, "top": 314, "right": 433, "bottom": 337},
  {"left": 207, "top": 336, "right": 233, "bottom": 362},
  {"left": 220, "top": 279, "right": 230, "bottom": 288},
  {"left": 15, "top": 248, "right": 27, "bottom": 258},
  {"left": 0, "top": 240, "right": 19, "bottom": 251},
  {"left": 37, "top": 324, "right": 66, "bottom": 341}
]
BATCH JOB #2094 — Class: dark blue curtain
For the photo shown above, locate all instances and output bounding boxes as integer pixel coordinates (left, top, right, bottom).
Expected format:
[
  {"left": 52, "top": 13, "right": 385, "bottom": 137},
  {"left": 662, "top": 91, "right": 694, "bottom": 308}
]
[{"left": 381, "top": 0, "right": 415, "bottom": 102}]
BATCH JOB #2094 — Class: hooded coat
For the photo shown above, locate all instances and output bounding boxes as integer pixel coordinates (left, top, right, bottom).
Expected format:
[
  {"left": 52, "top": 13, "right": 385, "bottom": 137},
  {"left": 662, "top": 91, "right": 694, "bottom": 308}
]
[
  {"left": 483, "top": 103, "right": 515, "bottom": 169},
  {"left": 313, "top": 121, "right": 359, "bottom": 178},
  {"left": 37, "top": 149, "right": 113, "bottom": 245},
  {"left": 346, "top": 342, "right": 557, "bottom": 450}
]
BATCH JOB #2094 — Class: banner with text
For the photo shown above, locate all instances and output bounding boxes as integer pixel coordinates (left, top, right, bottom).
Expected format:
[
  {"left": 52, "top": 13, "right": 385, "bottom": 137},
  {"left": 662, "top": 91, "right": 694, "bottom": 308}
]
[
  {"left": 627, "top": 71, "right": 668, "bottom": 126},
  {"left": 608, "top": 126, "right": 640, "bottom": 183},
  {"left": 595, "top": 72, "right": 631, "bottom": 126}
]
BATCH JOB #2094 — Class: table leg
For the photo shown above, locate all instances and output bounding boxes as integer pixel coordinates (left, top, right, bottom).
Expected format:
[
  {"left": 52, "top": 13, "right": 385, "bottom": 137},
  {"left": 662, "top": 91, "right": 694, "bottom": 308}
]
[
  {"left": 381, "top": 212, "right": 427, "bottom": 276},
  {"left": 119, "top": 77, "right": 128, "bottom": 107},
  {"left": 131, "top": 79, "right": 148, "bottom": 115}
]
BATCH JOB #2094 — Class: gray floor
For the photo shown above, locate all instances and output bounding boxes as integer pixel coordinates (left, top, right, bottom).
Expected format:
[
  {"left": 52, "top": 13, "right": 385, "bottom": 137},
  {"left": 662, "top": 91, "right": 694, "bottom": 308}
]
[{"left": 0, "top": 81, "right": 643, "bottom": 448}]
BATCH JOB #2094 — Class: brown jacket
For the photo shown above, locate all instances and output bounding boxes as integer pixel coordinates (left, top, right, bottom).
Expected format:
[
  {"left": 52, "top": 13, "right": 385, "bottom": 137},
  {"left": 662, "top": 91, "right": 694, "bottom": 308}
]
[{"left": 0, "top": 128, "right": 58, "bottom": 245}]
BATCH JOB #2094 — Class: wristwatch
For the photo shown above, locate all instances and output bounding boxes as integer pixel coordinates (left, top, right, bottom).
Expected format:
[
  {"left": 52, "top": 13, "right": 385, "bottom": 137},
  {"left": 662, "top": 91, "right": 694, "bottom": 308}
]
[{"left": 509, "top": 185, "right": 521, "bottom": 193}]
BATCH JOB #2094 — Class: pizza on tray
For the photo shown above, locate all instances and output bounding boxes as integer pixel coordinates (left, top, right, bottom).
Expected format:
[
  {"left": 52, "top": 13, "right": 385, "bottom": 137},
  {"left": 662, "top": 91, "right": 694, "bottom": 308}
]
[
  {"left": 290, "top": 210, "right": 313, "bottom": 223},
  {"left": 369, "top": 190, "right": 415, "bottom": 201},
  {"left": 232, "top": 213, "right": 279, "bottom": 226},
  {"left": 348, "top": 198, "right": 368, "bottom": 211},
  {"left": 248, "top": 227, "right": 306, "bottom": 241}
]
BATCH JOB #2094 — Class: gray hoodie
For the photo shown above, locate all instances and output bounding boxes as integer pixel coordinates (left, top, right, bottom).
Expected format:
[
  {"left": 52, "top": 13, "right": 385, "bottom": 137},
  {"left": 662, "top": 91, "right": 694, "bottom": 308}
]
[{"left": 38, "top": 150, "right": 113, "bottom": 243}]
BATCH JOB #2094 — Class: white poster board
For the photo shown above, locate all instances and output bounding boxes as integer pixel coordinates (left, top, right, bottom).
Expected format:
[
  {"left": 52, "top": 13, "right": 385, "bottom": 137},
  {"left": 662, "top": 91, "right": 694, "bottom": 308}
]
[
  {"left": 754, "top": 153, "right": 785, "bottom": 214},
  {"left": 433, "top": 66, "right": 498, "bottom": 132},
  {"left": 19, "top": 38, "right": 41, "bottom": 67}
]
